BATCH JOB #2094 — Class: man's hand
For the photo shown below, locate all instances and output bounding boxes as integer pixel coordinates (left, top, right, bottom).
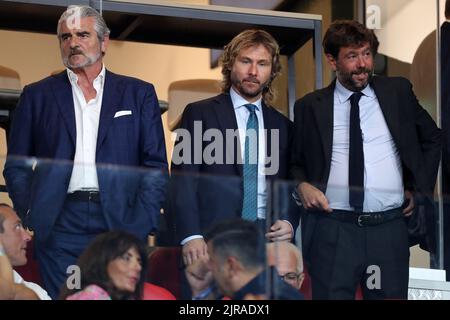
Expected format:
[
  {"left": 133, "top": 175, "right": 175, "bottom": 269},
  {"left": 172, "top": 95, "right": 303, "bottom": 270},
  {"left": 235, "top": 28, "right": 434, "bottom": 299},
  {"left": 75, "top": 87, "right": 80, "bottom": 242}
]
[
  {"left": 182, "top": 238, "right": 208, "bottom": 266},
  {"left": 266, "top": 220, "right": 293, "bottom": 242},
  {"left": 297, "top": 182, "right": 332, "bottom": 212},
  {"left": 403, "top": 190, "right": 415, "bottom": 217},
  {"left": 185, "top": 257, "right": 213, "bottom": 298}
]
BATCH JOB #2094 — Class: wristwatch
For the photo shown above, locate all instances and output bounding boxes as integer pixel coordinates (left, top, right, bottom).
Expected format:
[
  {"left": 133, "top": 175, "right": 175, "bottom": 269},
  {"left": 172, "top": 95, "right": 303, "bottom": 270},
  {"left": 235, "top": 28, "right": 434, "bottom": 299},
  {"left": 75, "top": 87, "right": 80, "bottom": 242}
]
[{"left": 0, "top": 246, "right": 5, "bottom": 257}]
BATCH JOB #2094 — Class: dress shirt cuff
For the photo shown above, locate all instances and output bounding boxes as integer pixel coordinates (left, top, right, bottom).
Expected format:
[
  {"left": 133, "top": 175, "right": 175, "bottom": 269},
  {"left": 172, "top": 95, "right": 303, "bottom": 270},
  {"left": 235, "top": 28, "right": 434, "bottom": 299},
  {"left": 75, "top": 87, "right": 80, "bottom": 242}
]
[
  {"left": 192, "top": 286, "right": 213, "bottom": 300},
  {"left": 181, "top": 235, "right": 204, "bottom": 246},
  {"left": 292, "top": 188, "right": 303, "bottom": 207}
]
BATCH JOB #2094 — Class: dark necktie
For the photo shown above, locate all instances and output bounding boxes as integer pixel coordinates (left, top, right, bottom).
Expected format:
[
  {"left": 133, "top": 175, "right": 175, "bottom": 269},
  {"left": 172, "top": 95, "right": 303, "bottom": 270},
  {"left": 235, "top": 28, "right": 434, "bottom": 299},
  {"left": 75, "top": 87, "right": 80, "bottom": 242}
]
[
  {"left": 242, "top": 104, "right": 258, "bottom": 221},
  {"left": 349, "top": 92, "right": 364, "bottom": 212}
]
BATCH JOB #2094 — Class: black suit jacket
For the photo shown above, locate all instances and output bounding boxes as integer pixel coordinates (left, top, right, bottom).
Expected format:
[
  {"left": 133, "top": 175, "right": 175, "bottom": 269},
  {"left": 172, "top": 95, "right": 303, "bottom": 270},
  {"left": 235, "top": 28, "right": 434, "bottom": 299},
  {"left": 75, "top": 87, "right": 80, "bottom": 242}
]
[
  {"left": 168, "top": 93, "right": 297, "bottom": 243},
  {"left": 290, "top": 76, "right": 442, "bottom": 257}
]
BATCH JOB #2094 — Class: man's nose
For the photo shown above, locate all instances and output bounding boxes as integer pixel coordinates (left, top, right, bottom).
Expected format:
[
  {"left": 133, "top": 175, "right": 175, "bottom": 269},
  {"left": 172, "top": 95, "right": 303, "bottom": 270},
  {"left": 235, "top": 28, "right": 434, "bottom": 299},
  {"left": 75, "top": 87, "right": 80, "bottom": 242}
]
[
  {"left": 356, "top": 55, "right": 366, "bottom": 68},
  {"left": 69, "top": 36, "right": 80, "bottom": 48},
  {"left": 248, "top": 63, "right": 258, "bottom": 76},
  {"left": 22, "top": 228, "right": 32, "bottom": 242}
]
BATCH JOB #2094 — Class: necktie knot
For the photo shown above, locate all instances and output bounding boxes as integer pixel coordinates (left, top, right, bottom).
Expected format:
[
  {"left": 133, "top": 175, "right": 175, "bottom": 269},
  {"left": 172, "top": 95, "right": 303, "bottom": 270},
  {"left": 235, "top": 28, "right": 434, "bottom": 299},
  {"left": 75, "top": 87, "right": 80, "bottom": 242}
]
[
  {"left": 245, "top": 104, "right": 257, "bottom": 114},
  {"left": 350, "top": 92, "right": 363, "bottom": 106}
]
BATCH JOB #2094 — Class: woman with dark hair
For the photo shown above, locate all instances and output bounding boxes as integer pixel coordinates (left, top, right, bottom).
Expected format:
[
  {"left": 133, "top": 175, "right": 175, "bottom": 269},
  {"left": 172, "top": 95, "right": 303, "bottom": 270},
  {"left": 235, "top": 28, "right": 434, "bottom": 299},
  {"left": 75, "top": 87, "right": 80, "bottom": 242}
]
[{"left": 61, "top": 230, "right": 148, "bottom": 300}]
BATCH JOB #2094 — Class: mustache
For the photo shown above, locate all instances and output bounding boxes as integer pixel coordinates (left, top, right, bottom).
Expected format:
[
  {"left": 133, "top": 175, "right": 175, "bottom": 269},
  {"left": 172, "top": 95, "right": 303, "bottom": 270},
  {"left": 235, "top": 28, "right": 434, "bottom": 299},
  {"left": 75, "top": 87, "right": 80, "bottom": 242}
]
[
  {"left": 69, "top": 48, "right": 85, "bottom": 56},
  {"left": 352, "top": 68, "right": 372, "bottom": 75},
  {"left": 243, "top": 77, "right": 260, "bottom": 84}
]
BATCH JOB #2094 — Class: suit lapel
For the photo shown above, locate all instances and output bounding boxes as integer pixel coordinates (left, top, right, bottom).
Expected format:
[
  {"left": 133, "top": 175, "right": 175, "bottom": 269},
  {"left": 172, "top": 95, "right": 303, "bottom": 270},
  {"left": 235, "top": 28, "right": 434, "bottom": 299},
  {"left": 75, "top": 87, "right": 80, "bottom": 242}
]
[
  {"left": 371, "top": 76, "right": 401, "bottom": 143},
  {"left": 212, "top": 94, "right": 242, "bottom": 175},
  {"left": 51, "top": 71, "right": 76, "bottom": 147},
  {"left": 312, "top": 82, "right": 335, "bottom": 166},
  {"left": 96, "top": 70, "right": 122, "bottom": 153}
]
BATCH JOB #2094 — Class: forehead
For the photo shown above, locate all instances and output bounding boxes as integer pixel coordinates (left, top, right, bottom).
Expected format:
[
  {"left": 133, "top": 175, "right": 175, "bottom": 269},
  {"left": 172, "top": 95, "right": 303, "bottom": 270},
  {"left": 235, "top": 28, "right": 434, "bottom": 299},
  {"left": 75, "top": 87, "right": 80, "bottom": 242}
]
[
  {"left": 0, "top": 207, "right": 19, "bottom": 226},
  {"left": 237, "top": 44, "right": 272, "bottom": 59},
  {"left": 339, "top": 42, "right": 371, "bottom": 55},
  {"left": 60, "top": 16, "right": 96, "bottom": 33},
  {"left": 126, "top": 246, "right": 140, "bottom": 256}
]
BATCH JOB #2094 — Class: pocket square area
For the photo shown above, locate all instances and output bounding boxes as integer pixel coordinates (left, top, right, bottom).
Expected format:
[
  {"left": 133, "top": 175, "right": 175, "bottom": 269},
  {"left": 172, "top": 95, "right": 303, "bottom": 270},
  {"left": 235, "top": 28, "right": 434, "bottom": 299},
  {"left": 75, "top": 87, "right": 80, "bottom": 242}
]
[{"left": 114, "top": 110, "right": 132, "bottom": 118}]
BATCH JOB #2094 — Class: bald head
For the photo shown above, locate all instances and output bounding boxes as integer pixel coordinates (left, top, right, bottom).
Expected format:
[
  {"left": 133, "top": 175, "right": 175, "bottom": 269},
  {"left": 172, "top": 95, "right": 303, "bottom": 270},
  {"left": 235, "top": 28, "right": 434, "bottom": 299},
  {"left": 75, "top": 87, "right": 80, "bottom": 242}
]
[
  {"left": 267, "top": 242, "right": 303, "bottom": 273},
  {"left": 267, "top": 242, "right": 304, "bottom": 290}
]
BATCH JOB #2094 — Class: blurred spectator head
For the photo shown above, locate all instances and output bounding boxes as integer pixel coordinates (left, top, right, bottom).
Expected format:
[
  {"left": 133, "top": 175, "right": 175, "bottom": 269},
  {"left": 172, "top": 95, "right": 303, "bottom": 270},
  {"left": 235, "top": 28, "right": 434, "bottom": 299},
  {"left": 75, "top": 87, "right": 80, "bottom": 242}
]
[
  {"left": 205, "top": 219, "right": 265, "bottom": 298},
  {"left": 0, "top": 204, "right": 32, "bottom": 267},
  {"left": 266, "top": 241, "right": 304, "bottom": 290},
  {"left": 61, "top": 230, "right": 148, "bottom": 300}
]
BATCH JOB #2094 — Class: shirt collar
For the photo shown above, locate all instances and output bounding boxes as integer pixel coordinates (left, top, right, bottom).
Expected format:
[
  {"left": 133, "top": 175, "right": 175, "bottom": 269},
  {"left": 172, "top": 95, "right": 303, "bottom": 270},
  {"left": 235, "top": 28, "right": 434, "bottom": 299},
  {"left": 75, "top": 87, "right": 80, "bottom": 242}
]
[
  {"left": 335, "top": 78, "right": 375, "bottom": 103},
  {"left": 66, "top": 64, "right": 106, "bottom": 87},
  {"left": 229, "top": 87, "right": 262, "bottom": 111}
]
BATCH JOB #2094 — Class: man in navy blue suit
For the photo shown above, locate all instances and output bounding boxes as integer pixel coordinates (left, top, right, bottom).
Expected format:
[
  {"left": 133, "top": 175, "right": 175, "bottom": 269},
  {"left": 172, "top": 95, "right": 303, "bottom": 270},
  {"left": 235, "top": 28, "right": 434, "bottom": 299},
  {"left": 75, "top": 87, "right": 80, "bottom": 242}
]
[
  {"left": 3, "top": 5, "right": 168, "bottom": 298},
  {"left": 169, "top": 30, "right": 298, "bottom": 269}
]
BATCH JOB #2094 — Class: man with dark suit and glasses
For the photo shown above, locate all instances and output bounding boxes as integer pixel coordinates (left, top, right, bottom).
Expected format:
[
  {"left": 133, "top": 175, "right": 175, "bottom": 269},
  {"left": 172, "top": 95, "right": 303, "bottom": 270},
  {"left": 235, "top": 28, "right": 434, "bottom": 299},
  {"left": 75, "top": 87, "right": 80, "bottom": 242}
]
[
  {"left": 290, "top": 20, "right": 441, "bottom": 299},
  {"left": 3, "top": 5, "right": 168, "bottom": 298}
]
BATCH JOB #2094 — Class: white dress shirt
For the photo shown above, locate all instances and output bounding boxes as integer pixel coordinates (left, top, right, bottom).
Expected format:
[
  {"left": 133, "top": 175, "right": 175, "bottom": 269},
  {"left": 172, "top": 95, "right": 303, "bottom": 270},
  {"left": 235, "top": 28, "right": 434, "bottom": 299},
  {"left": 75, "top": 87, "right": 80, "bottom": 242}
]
[
  {"left": 325, "top": 79, "right": 404, "bottom": 212},
  {"left": 13, "top": 270, "right": 52, "bottom": 300},
  {"left": 66, "top": 66, "right": 106, "bottom": 193}
]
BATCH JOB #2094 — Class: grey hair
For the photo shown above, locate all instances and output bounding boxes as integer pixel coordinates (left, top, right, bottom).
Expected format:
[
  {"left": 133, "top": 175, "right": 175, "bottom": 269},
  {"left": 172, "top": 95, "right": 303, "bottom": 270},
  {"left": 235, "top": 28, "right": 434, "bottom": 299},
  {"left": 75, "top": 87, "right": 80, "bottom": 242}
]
[{"left": 57, "top": 5, "right": 110, "bottom": 42}]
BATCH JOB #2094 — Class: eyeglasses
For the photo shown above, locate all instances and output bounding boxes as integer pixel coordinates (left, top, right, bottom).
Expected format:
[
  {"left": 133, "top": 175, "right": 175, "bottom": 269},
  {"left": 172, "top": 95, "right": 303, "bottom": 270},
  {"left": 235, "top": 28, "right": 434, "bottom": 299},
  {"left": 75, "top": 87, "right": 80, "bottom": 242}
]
[{"left": 279, "top": 272, "right": 301, "bottom": 283}]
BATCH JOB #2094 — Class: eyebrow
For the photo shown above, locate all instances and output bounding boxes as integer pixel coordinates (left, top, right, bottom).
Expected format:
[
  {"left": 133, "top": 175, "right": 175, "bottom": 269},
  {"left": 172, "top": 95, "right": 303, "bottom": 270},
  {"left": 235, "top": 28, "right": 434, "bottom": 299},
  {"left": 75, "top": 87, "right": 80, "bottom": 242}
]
[
  {"left": 240, "top": 56, "right": 270, "bottom": 63},
  {"left": 60, "top": 31, "right": 90, "bottom": 38}
]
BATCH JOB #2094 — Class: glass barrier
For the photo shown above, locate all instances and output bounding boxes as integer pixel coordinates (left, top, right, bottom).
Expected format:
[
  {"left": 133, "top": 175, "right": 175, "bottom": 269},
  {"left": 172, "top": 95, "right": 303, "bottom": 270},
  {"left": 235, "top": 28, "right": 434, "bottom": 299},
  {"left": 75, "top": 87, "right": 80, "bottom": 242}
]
[
  {"left": 0, "top": 154, "right": 447, "bottom": 300},
  {"left": 0, "top": 157, "right": 272, "bottom": 300},
  {"left": 363, "top": 0, "right": 442, "bottom": 271}
]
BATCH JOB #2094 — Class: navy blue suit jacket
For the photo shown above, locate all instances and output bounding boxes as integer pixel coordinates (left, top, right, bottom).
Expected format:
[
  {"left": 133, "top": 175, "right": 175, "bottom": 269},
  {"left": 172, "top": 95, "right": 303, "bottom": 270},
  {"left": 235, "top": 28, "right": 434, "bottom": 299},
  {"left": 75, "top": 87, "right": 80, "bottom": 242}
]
[
  {"left": 169, "top": 93, "right": 298, "bottom": 243},
  {"left": 3, "top": 70, "right": 168, "bottom": 242}
]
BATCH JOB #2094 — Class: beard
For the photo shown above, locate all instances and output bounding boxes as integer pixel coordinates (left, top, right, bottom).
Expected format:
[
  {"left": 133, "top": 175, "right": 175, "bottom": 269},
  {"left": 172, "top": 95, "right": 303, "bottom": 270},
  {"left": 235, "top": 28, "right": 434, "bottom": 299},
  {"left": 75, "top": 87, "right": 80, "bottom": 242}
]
[
  {"left": 230, "top": 73, "right": 270, "bottom": 99},
  {"left": 62, "top": 47, "right": 101, "bottom": 69},
  {"left": 337, "top": 66, "right": 374, "bottom": 92}
]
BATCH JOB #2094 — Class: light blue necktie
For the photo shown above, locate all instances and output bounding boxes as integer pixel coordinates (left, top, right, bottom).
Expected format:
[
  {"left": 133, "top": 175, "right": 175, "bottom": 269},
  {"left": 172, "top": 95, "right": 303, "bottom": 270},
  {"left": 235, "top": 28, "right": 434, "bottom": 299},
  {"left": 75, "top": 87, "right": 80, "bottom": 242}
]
[{"left": 242, "top": 104, "right": 258, "bottom": 221}]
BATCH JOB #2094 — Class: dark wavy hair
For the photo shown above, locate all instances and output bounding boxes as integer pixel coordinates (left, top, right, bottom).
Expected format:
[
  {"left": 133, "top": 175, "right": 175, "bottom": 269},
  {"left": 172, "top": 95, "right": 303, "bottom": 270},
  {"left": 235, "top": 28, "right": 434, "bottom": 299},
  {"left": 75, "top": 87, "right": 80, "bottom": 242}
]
[
  {"left": 60, "top": 230, "right": 148, "bottom": 300},
  {"left": 323, "top": 20, "right": 379, "bottom": 58},
  {"left": 220, "top": 29, "right": 281, "bottom": 104}
]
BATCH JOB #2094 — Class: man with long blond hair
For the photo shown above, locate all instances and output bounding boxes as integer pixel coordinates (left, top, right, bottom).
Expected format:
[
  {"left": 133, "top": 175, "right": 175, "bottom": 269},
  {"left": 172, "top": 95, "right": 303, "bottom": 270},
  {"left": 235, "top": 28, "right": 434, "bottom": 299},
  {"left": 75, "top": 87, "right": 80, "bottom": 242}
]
[{"left": 170, "top": 29, "right": 298, "bottom": 273}]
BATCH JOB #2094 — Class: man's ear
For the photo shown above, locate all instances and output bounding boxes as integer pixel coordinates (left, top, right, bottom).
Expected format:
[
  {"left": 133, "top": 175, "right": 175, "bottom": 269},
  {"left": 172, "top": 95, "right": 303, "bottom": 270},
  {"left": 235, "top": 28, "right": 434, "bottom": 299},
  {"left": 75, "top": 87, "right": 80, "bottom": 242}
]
[
  {"left": 298, "top": 272, "right": 305, "bottom": 289},
  {"left": 226, "top": 256, "right": 243, "bottom": 277},
  {"left": 325, "top": 54, "right": 338, "bottom": 71},
  {"left": 101, "top": 35, "right": 110, "bottom": 55}
]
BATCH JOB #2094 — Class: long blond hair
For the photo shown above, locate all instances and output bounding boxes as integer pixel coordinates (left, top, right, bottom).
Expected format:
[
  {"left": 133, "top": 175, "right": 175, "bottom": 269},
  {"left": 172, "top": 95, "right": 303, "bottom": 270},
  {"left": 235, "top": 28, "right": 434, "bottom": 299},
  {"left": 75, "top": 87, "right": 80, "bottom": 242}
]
[{"left": 220, "top": 29, "right": 281, "bottom": 104}]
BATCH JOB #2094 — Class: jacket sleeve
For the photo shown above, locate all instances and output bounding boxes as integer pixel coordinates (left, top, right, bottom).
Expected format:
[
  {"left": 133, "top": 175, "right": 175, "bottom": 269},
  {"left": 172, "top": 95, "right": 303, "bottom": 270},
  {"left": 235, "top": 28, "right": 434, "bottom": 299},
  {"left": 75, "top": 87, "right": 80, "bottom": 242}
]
[
  {"left": 289, "top": 98, "right": 308, "bottom": 185},
  {"left": 3, "top": 86, "right": 35, "bottom": 221},
  {"left": 135, "top": 83, "right": 169, "bottom": 233},
  {"left": 169, "top": 103, "right": 203, "bottom": 243},
  {"left": 408, "top": 80, "right": 442, "bottom": 193}
]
